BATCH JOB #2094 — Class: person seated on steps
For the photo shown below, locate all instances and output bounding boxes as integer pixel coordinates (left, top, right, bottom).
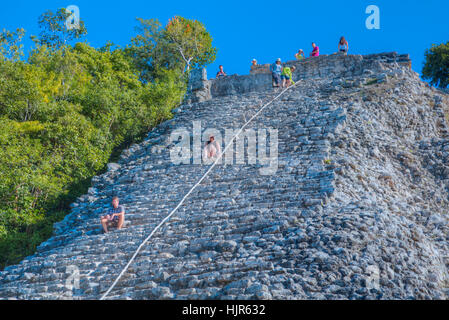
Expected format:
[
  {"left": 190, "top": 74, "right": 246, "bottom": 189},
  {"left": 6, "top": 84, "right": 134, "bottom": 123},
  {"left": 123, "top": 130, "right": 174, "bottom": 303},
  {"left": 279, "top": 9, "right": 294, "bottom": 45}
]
[
  {"left": 281, "top": 66, "right": 296, "bottom": 88},
  {"left": 203, "top": 135, "right": 222, "bottom": 161},
  {"left": 100, "top": 197, "right": 126, "bottom": 233}
]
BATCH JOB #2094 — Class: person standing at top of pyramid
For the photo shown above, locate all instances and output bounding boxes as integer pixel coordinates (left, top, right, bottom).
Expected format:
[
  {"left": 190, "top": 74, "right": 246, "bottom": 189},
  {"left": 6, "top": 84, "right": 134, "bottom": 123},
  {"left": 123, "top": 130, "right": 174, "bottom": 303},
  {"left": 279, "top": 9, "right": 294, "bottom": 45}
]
[
  {"left": 311, "top": 42, "right": 320, "bottom": 57},
  {"left": 270, "top": 58, "right": 283, "bottom": 88}
]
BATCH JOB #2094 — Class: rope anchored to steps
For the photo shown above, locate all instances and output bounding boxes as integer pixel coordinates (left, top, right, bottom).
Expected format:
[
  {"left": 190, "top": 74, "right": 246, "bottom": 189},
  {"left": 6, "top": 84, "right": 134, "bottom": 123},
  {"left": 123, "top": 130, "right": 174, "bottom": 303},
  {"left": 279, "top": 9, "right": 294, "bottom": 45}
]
[{"left": 100, "top": 82, "right": 299, "bottom": 300}]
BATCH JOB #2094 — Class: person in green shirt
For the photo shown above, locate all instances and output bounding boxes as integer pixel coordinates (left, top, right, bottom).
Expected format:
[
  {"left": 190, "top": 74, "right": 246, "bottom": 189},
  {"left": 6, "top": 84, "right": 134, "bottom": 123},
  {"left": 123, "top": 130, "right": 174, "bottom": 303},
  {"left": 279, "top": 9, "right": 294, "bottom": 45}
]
[
  {"left": 281, "top": 66, "right": 296, "bottom": 88},
  {"left": 295, "top": 49, "right": 305, "bottom": 60}
]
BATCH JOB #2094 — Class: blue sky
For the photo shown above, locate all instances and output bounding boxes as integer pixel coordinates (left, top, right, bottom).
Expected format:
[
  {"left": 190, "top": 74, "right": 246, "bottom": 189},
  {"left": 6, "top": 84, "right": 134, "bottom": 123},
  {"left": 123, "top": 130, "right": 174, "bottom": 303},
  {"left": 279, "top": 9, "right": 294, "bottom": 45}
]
[{"left": 1, "top": 0, "right": 448, "bottom": 78}]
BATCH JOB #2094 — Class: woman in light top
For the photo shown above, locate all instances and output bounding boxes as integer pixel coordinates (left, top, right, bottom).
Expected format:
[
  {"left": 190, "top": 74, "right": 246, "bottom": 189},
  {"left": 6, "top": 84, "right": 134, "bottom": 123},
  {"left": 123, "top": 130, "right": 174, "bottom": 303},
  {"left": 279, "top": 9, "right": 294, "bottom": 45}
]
[
  {"left": 338, "top": 36, "right": 349, "bottom": 54},
  {"left": 203, "top": 135, "right": 221, "bottom": 161}
]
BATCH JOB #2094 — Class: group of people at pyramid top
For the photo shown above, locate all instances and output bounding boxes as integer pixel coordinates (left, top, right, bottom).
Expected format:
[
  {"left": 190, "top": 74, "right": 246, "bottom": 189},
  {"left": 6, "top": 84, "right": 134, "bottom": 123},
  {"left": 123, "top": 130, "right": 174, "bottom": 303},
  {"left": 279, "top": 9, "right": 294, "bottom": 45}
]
[
  {"left": 216, "top": 37, "right": 349, "bottom": 87},
  {"left": 266, "top": 36, "right": 349, "bottom": 88}
]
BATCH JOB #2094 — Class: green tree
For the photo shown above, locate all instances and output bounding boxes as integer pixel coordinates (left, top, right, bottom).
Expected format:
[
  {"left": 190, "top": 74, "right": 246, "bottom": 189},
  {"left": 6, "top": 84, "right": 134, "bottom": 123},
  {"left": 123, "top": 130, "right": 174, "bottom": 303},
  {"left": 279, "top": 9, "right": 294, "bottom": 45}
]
[
  {"left": 0, "top": 28, "right": 25, "bottom": 61},
  {"left": 127, "top": 16, "right": 217, "bottom": 82},
  {"left": 126, "top": 18, "right": 163, "bottom": 82},
  {"left": 0, "top": 10, "right": 211, "bottom": 270},
  {"left": 164, "top": 16, "right": 217, "bottom": 73},
  {"left": 36, "top": 8, "right": 87, "bottom": 49},
  {"left": 422, "top": 41, "right": 449, "bottom": 88}
]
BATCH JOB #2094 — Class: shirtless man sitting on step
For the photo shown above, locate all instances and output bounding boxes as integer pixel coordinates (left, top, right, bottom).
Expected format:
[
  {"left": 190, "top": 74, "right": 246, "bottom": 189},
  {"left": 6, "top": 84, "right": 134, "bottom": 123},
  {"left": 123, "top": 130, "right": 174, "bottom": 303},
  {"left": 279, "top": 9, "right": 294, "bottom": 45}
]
[{"left": 100, "top": 197, "right": 125, "bottom": 233}]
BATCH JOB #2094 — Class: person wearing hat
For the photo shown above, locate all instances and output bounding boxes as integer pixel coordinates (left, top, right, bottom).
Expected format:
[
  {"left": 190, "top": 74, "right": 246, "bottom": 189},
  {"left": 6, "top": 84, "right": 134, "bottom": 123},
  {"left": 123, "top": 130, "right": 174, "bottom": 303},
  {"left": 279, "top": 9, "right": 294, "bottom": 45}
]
[
  {"left": 270, "top": 58, "right": 283, "bottom": 88},
  {"left": 250, "top": 59, "right": 258, "bottom": 73},
  {"left": 295, "top": 49, "right": 305, "bottom": 60}
]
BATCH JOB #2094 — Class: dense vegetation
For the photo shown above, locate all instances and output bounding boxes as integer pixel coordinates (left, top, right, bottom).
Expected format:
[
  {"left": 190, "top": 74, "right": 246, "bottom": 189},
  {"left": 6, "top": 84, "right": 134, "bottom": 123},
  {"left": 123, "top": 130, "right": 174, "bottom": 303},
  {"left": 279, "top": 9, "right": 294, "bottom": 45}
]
[
  {"left": 0, "top": 9, "right": 216, "bottom": 269},
  {"left": 422, "top": 41, "right": 449, "bottom": 88}
]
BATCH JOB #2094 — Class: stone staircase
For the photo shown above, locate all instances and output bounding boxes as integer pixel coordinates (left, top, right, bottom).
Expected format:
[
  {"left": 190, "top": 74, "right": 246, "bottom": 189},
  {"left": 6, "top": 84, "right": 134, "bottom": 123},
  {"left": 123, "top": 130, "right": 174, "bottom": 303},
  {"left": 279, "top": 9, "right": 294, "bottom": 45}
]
[{"left": 0, "top": 53, "right": 448, "bottom": 300}]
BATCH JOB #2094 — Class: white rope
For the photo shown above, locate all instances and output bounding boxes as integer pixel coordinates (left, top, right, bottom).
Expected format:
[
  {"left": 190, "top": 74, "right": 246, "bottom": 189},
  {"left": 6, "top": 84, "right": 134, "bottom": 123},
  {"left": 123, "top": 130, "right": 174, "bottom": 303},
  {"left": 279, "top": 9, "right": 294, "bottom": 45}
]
[{"left": 100, "top": 82, "right": 298, "bottom": 300}]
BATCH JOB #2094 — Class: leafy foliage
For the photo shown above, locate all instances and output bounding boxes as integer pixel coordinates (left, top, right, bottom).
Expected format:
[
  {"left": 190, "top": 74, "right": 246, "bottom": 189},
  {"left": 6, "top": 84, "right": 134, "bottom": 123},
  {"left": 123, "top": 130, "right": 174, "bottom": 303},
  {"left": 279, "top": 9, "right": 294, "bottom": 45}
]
[
  {"left": 36, "top": 8, "right": 87, "bottom": 49},
  {"left": 126, "top": 16, "right": 217, "bottom": 82},
  {"left": 164, "top": 16, "right": 217, "bottom": 73},
  {"left": 0, "top": 9, "right": 213, "bottom": 269},
  {"left": 0, "top": 28, "right": 26, "bottom": 61},
  {"left": 422, "top": 41, "right": 449, "bottom": 88}
]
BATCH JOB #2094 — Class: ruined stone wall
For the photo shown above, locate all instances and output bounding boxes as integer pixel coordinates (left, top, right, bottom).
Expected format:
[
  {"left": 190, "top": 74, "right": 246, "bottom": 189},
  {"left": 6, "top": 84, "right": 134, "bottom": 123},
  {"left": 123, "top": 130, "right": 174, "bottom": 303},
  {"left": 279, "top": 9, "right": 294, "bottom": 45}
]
[
  {"left": 1, "top": 52, "right": 448, "bottom": 301},
  {"left": 186, "top": 52, "right": 412, "bottom": 103}
]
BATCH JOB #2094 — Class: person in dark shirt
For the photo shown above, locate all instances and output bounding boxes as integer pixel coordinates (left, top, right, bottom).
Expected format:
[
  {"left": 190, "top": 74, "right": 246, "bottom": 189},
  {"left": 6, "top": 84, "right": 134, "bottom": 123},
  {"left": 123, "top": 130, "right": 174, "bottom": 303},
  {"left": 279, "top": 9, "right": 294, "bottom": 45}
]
[
  {"left": 100, "top": 197, "right": 125, "bottom": 233},
  {"left": 216, "top": 65, "right": 227, "bottom": 78}
]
